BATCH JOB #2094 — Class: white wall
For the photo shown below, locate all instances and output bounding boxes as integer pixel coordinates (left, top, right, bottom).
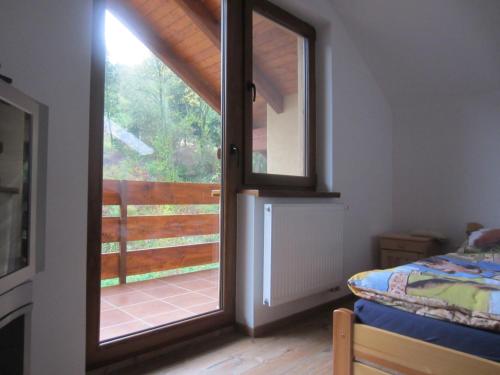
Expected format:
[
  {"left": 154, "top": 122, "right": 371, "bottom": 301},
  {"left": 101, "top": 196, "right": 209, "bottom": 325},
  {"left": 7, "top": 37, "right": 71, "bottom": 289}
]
[
  {"left": 0, "top": 0, "right": 393, "bottom": 371},
  {"left": 266, "top": 94, "right": 305, "bottom": 176},
  {"left": 0, "top": 0, "right": 93, "bottom": 373},
  {"left": 393, "top": 90, "right": 500, "bottom": 247},
  {"left": 272, "top": 0, "right": 393, "bottom": 278},
  {"left": 325, "top": 9, "right": 394, "bottom": 277}
]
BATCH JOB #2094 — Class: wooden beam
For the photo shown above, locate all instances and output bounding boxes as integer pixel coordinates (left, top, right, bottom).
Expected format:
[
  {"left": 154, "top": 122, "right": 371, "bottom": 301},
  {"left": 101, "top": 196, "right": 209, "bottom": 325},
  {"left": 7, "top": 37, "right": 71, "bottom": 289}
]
[
  {"left": 173, "top": 0, "right": 221, "bottom": 47},
  {"left": 253, "top": 64, "right": 284, "bottom": 114},
  {"left": 107, "top": 0, "right": 221, "bottom": 112},
  {"left": 174, "top": 0, "right": 284, "bottom": 113}
]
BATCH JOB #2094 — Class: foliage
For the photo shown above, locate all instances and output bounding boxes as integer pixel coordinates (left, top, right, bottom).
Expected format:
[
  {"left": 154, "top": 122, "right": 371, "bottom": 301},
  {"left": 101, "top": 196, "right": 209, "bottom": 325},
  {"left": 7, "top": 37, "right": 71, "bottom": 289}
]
[{"left": 103, "top": 56, "right": 221, "bottom": 184}]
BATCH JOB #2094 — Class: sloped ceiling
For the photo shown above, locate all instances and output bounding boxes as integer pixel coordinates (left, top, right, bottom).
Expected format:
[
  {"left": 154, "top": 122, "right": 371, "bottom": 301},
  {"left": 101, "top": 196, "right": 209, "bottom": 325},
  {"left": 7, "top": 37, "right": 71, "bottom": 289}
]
[{"left": 331, "top": 0, "right": 500, "bottom": 100}]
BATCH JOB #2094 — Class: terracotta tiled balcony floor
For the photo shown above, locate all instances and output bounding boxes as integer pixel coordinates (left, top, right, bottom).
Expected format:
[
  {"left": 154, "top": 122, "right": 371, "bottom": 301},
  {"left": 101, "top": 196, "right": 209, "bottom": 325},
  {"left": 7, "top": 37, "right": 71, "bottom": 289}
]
[{"left": 100, "top": 269, "right": 220, "bottom": 341}]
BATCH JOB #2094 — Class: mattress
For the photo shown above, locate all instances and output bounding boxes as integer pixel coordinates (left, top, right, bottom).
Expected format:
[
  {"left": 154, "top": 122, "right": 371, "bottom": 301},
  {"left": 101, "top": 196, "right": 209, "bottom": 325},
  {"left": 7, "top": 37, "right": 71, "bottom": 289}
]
[{"left": 354, "top": 299, "right": 500, "bottom": 362}]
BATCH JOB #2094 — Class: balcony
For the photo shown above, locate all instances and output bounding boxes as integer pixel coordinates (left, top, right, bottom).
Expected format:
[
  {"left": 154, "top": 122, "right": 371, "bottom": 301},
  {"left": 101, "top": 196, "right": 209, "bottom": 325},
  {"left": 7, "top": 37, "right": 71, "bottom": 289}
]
[{"left": 100, "top": 179, "right": 221, "bottom": 341}]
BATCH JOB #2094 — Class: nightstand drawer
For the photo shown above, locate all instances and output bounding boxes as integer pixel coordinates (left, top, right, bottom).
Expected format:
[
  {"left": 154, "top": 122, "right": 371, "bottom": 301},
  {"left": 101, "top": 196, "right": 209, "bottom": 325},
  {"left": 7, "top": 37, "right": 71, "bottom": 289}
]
[
  {"left": 380, "top": 238, "right": 433, "bottom": 253},
  {"left": 380, "top": 249, "right": 421, "bottom": 268}
]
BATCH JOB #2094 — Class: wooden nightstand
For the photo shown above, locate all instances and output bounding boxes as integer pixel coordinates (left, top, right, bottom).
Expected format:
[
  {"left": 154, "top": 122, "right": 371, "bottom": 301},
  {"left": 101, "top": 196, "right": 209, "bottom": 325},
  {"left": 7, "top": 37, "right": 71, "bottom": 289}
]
[{"left": 379, "top": 234, "right": 441, "bottom": 268}]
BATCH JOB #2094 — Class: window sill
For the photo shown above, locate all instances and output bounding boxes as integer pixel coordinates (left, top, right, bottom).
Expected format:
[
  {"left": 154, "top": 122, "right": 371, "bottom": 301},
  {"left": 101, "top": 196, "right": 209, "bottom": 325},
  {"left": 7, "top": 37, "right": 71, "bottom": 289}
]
[{"left": 238, "top": 189, "right": 341, "bottom": 198}]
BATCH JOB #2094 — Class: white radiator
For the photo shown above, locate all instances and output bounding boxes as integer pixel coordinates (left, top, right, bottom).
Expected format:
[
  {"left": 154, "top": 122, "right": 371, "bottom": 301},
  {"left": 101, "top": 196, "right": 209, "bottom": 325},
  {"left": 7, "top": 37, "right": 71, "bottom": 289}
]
[{"left": 263, "top": 203, "right": 344, "bottom": 307}]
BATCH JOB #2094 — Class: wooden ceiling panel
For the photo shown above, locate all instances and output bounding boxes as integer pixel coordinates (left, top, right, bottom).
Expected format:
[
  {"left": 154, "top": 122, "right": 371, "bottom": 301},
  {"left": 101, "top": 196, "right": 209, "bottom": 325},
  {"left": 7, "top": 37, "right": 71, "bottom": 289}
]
[
  {"left": 264, "top": 48, "right": 298, "bottom": 64},
  {"left": 137, "top": 0, "right": 166, "bottom": 16},
  {"left": 255, "top": 37, "right": 297, "bottom": 56},
  {"left": 109, "top": 0, "right": 300, "bottom": 114},
  {"left": 146, "top": 4, "right": 181, "bottom": 23},
  {"left": 108, "top": 0, "right": 221, "bottom": 112},
  {"left": 132, "top": 0, "right": 221, "bottom": 89},
  {"left": 195, "top": 45, "right": 220, "bottom": 61},
  {"left": 204, "top": 67, "right": 221, "bottom": 80},
  {"left": 130, "top": 0, "right": 148, "bottom": 7},
  {"left": 169, "top": 32, "right": 215, "bottom": 54},
  {"left": 253, "top": 13, "right": 299, "bottom": 97},
  {"left": 157, "top": 16, "right": 195, "bottom": 38},
  {"left": 197, "top": 53, "right": 220, "bottom": 69}
]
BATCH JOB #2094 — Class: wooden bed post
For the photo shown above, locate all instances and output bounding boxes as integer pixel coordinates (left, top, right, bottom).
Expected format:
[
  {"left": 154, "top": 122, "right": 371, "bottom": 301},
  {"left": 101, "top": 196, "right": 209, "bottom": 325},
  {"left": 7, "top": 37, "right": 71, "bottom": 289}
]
[{"left": 333, "top": 308, "right": 354, "bottom": 375}]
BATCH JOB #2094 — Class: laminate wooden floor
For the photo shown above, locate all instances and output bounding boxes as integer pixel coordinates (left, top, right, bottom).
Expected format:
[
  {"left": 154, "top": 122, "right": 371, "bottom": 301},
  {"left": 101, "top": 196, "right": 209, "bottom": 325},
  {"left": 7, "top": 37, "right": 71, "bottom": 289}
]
[{"left": 111, "top": 299, "right": 353, "bottom": 375}]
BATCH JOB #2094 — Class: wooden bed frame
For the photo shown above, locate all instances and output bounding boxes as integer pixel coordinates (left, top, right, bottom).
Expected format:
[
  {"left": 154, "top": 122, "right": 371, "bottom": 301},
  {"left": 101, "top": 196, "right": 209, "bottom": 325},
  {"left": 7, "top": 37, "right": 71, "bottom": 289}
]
[{"left": 332, "top": 308, "right": 500, "bottom": 375}]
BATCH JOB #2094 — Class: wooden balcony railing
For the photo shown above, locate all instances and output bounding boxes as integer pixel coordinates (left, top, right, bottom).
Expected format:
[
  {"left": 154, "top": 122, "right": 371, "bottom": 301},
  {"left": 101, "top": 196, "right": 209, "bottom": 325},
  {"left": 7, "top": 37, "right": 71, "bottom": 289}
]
[{"left": 101, "top": 179, "right": 221, "bottom": 283}]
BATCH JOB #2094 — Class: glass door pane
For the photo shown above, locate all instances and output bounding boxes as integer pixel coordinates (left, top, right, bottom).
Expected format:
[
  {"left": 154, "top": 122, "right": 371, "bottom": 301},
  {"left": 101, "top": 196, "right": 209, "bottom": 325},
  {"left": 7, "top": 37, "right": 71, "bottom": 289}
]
[
  {"left": 99, "top": 1, "right": 222, "bottom": 342},
  {"left": 251, "top": 11, "right": 307, "bottom": 176}
]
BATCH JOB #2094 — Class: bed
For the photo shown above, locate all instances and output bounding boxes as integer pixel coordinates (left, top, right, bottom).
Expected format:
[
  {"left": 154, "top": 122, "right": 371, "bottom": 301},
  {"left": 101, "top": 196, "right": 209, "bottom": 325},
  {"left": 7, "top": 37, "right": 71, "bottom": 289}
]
[{"left": 333, "top": 238, "right": 500, "bottom": 374}]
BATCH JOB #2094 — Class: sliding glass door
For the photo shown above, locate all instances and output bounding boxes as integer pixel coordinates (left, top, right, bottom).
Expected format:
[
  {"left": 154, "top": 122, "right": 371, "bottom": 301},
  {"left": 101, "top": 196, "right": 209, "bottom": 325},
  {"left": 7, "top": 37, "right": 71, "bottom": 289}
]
[
  {"left": 87, "top": 0, "right": 241, "bottom": 368},
  {"left": 99, "top": 4, "right": 222, "bottom": 341}
]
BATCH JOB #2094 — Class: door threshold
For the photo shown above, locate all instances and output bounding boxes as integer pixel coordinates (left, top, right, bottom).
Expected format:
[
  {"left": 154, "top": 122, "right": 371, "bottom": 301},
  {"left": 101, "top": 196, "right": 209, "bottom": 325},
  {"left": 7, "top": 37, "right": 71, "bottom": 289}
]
[{"left": 87, "top": 324, "right": 235, "bottom": 374}]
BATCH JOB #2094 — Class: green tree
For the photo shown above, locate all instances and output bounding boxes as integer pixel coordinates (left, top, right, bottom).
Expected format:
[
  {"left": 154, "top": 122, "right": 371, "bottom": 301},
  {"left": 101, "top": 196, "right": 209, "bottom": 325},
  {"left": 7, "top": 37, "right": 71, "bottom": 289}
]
[{"left": 103, "top": 54, "right": 221, "bottom": 184}]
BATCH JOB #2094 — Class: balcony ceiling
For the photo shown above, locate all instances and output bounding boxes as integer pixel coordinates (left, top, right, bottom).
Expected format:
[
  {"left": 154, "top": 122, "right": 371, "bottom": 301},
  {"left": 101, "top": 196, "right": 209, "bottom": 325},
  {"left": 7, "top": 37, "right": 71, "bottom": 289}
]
[{"left": 108, "top": 0, "right": 301, "bottom": 128}]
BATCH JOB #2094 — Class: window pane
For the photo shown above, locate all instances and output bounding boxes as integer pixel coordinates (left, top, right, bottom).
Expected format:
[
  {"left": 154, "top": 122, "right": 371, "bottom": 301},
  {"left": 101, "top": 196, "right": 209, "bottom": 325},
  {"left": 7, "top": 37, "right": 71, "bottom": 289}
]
[{"left": 252, "top": 11, "right": 306, "bottom": 176}]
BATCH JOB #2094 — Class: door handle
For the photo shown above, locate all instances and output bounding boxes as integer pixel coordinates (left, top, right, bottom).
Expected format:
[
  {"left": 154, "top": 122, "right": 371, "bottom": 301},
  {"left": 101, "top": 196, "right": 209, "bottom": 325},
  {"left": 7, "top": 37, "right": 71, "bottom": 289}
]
[
  {"left": 230, "top": 144, "right": 240, "bottom": 167},
  {"left": 248, "top": 82, "right": 256, "bottom": 102}
]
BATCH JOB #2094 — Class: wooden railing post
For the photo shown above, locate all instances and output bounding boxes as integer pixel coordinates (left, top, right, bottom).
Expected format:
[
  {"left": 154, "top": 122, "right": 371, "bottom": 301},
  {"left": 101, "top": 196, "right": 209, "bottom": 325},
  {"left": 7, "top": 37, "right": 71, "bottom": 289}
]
[{"left": 118, "top": 180, "right": 128, "bottom": 284}]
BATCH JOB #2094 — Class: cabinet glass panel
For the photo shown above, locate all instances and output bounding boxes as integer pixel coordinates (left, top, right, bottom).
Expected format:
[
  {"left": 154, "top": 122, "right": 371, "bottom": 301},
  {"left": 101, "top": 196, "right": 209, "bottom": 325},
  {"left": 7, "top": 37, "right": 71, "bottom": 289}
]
[{"left": 0, "top": 100, "right": 31, "bottom": 279}]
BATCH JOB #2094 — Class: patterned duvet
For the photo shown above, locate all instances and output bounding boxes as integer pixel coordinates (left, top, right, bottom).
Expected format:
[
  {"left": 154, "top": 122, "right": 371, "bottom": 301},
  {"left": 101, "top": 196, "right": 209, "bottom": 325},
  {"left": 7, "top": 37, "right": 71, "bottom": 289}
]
[{"left": 348, "top": 253, "right": 500, "bottom": 331}]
